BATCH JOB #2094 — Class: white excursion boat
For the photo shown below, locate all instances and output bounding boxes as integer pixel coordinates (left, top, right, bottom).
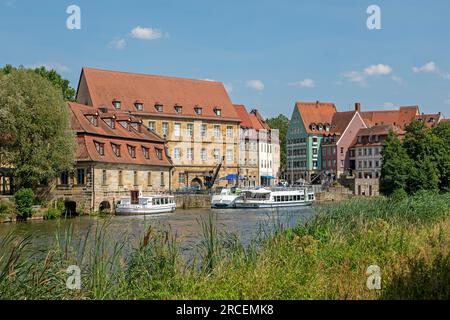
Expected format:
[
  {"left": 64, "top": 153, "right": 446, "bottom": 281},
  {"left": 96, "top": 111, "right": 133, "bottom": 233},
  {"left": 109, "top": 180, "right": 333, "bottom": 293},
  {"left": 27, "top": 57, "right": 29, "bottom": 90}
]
[
  {"left": 211, "top": 187, "right": 243, "bottom": 209},
  {"left": 115, "top": 195, "right": 176, "bottom": 216},
  {"left": 234, "top": 187, "right": 315, "bottom": 208}
]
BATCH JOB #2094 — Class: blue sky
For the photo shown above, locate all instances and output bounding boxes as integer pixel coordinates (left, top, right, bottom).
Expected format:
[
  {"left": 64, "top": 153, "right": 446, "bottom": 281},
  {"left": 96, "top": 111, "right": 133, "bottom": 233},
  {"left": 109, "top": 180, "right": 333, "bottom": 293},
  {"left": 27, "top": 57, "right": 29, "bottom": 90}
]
[{"left": 1, "top": 0, "right": 450, "bottom": 118}]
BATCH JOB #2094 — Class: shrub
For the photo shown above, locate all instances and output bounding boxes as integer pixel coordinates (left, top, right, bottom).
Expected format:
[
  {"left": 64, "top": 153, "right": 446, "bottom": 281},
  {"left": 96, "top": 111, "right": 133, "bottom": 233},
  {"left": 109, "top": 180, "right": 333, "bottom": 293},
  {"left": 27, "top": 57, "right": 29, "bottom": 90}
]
[
  {"left": 43, "top": 207, "right": 61, "bottom": 220},
  {"left": 0, "top": 199, "right": 16, "bottom": 219},
  {"left": 13, "top": 188, "right": 35, "bottom": 221}
]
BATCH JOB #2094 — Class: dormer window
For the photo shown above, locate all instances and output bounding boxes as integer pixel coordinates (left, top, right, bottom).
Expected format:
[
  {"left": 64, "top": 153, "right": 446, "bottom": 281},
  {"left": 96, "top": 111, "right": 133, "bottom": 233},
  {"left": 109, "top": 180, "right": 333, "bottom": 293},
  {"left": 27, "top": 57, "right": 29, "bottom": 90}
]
[
  {"left": 174, "top": 104, "right": 183, "bottom": 114},
  {"left": 311, "top": 124, "right": 317, "bottom": 131},
  {"left": 135, "top": 102, "right": 144, "bottom": 111},
  {"left": 428, "top": 117, "right": 435, "bottom": 123},
  {"left": 130, "top": 122, "right": 138, "bottom": 131},
  {"left": 104, "top": 117, "right": 115, "bottom": 129},
  {"left": 94, "top": 141, "right": 105, "bottom": 156},
  {"left": 318, "top": 124, "right": 323, "bottom": 131},
  {"left": 194, "top": 106, "right": 203, "bottom": 115},
  {"left": 86, "top": 115, "right": 98, "bottom": 127},
  {"left": 357, "top": 136, "right": 362, "bottom": 144},
  {"left": 127, "top": 145, "right": 136, "bottom": 158},
  {"left": 214, "top": 108, "right": 222, "bottom": 116},
  {"left": 119, "top": 121, "right": 129, "bottom": 130},
  {"left": 155, "top": 103, "right": 163, "bottom": 112},
  {"left": 112, "top": 99, "right": 121, "bottom": 110},
  {"left": 111, "top": 143, "right": 121, "bottom": 157}
]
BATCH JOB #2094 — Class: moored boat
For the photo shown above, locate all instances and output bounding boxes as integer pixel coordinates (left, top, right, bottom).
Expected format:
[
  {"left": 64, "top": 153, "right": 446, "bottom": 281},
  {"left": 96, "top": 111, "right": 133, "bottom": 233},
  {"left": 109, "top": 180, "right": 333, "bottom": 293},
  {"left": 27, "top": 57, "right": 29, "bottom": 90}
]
[
  {"left": 211, "top": 187, "right": 243, "bottom": 208},
  {"left": 234, "top": 187, "right": 315, "bottom": 208},
  {"left": 115, "top": 195, "right": 176, "bottom": 215}
]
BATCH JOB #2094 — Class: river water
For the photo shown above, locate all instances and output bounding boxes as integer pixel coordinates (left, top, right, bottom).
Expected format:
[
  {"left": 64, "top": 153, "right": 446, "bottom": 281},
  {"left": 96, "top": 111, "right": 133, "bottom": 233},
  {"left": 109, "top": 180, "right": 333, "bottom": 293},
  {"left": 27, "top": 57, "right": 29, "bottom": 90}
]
[{"left": 0, "top": 207, "right": 315, "bottom": 254}]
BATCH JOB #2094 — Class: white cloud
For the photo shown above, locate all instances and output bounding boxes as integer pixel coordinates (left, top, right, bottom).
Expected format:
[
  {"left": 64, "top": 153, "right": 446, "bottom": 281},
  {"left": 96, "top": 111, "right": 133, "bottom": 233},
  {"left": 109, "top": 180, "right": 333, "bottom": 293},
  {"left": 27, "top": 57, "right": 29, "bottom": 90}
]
[
  {"left": 392, "top": 76, "right": 404, "bottom": 85},
  {"left": 130, "top": 26, "right": 163, "bottom": 40},
  {"left": 109, "top": 38, "right": 126, "bottom": 50},
  {"left": 364, "top": 64, "right": 392, "bottom": 76},
  {"left": 343, "top": 64, "right": 393, "bottom": 86},
  {"left": 412, "top": 61, "right": 437, "bottom": 73},
  {"left": 289, "top": 79, "right": 315, "bottom": 88},
  {"left": 343, "top": 71, "right": 367, "bottom": 86},
  {"left": 246, "top": 80, "right": 264, "bottom": 91},
  {"left": 26, "top": 62, "right": 70, "bottom": 73}
]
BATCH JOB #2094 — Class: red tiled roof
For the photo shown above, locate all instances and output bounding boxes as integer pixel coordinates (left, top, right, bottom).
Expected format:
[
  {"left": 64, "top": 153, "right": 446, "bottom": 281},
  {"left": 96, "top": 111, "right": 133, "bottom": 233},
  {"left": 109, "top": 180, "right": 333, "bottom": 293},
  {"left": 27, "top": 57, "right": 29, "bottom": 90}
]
[
  {"left": 442, "top": 119, "right": 450, "bottom": 123},
  {"left": 233, "top": 104, "right": 253, "bottom": 128},
  {"left": 77, "top": 68, "right": 240, "bottom": 122},
  {"left": 248, "top": 113, "right": 265, "bottom": 130},
  {"left": 69, "top": 102, "right": 172, "bottom": 166},
  {"left": 415, "top": 114, "right": 443, "bottom": 128},
  {"left": 295, "top": 101, "right": 337, "bottom": 134},
  {"left": 328, "top": 111, "right": 356, "bottom": 135},
  {"left": 250, "top": 109, "right": 271, "bottom": 130},
  {"left": 351, "top": 125, "right": 405, "bottom": 148},
  {"left": 361, "top": 106, "right": 419, "bottom": 129}
]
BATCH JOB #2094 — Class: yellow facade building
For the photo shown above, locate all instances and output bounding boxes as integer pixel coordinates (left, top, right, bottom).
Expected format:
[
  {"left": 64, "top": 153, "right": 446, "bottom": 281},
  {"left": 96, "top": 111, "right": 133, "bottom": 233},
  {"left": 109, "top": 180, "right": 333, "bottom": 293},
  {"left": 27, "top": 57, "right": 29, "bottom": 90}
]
[{"left": 76, "top": 68, "right": 241, "bottom": 190}]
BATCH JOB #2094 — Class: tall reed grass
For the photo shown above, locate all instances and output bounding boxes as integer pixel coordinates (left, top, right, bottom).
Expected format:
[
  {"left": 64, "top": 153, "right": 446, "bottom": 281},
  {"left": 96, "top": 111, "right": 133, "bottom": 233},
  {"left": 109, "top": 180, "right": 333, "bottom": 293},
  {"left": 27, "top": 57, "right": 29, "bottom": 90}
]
[{"left": 0, "top": 191, "right": 449, "bottom": 300}]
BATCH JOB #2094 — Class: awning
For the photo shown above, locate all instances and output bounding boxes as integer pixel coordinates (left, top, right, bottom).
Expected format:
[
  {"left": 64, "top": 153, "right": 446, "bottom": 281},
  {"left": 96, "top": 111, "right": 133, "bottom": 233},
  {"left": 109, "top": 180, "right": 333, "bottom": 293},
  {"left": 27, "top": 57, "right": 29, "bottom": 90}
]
[
  {"left": 219, "top": 174, "right": 247, "bottom": 181},
  {"left": 261, "top": 175, "right": 274, "bottom": 179}
]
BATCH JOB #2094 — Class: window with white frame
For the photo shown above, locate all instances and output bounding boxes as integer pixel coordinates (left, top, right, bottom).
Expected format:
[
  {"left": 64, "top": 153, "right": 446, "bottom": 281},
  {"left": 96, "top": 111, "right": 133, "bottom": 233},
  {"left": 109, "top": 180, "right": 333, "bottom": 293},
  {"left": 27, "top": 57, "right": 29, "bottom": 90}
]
[
  {"left": 187, "top": 123, "right": 194, "bottom": 137},
  {"left": 201, "top": 124, "right": 207, "bottom": 137},
  {"left": 214, "top": 125, "right": 221, "bottom": 138},
  {"left": 200, "top": 148, "right": 207, "bottom": 161},
  {"left": 174, "top": 123, "right": 181, "bottom": 137},
  {"left": 187, "top": 148, "right": 193, "bottom": 160},
  {"left": 226, "top": 126, "right": 233, "bottom": 138},
  {"left": 226, "top": 149, "right": 233, "bottom": 162},
  {"left": 162, "top": 122, "right": 169, "bottom": 136},
  {"left": 174, "top": 148, "right": 181, "bottom": 160}
]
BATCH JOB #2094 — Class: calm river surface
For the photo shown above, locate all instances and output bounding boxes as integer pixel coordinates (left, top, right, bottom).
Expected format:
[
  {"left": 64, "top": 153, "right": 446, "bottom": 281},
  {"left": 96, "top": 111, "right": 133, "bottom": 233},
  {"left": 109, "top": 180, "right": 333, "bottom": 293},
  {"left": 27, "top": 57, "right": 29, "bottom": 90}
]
[{"left": 0, "top": 207, "right": 315, "bottom": 253}]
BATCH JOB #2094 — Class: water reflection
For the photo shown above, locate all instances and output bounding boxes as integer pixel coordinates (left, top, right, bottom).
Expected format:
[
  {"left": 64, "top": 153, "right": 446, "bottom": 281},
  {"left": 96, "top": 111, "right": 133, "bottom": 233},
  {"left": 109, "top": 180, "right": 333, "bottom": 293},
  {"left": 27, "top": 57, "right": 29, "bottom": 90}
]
[{"left": 0, "top": 207, "right": 315, "bottom": 253}]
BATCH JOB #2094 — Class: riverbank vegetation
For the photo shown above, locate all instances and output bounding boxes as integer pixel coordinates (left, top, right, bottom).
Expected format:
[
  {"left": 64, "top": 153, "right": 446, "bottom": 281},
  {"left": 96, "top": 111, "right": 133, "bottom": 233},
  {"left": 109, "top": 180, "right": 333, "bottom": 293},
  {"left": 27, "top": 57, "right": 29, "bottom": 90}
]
[{"left": 1, "top": 191, "right": 449, "bottom": 300}]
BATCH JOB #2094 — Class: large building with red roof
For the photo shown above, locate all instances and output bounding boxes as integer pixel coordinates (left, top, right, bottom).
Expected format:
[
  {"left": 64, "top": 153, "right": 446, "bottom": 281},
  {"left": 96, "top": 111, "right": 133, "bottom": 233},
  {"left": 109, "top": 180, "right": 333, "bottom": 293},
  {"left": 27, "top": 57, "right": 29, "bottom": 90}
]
[
  {"left": 75, "top": 68, "right": 241, "bottom": 190},
  {"left": 52, "top": 102, "right": 173, "bottom": 213},
  {"left": 234, "top": 105, "right": 281, "bottom": 186}
]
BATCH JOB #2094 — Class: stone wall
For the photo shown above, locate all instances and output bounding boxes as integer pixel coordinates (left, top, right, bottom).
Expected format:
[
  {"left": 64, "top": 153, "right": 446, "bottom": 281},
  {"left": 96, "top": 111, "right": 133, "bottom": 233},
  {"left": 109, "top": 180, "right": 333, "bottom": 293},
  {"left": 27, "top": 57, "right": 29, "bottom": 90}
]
[{"left": 174, "top": 194, "right": 211, "bottom": 209}]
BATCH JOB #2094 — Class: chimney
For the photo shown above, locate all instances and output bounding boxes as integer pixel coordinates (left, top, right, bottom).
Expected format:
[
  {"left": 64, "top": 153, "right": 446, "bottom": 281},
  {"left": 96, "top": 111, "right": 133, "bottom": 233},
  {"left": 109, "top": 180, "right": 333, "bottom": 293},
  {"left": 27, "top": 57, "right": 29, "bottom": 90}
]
[{"left": 355, "top": 102, "right": 361, "bottom": 113}]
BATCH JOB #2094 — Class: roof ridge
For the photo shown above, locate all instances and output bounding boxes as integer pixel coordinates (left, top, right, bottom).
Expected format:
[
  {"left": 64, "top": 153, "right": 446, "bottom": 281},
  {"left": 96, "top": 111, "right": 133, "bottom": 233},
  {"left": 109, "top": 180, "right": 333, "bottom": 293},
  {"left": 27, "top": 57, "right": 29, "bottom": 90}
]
[{"left": 82, "top": 67, "right": 224, "bottom": 85}]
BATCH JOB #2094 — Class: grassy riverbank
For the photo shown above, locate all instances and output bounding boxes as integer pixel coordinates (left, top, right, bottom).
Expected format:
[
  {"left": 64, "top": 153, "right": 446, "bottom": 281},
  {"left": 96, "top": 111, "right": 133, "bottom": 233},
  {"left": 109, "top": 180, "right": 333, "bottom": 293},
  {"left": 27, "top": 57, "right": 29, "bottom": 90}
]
[{"left": 1, "top": 191, "right": 450, "bottom": 300}]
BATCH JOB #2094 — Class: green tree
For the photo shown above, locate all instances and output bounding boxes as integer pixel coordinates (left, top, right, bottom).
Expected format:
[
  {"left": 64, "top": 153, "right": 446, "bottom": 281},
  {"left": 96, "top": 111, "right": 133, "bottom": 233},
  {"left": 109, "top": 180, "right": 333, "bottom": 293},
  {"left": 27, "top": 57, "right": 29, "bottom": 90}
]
[
  {"left": 1, "top": 64, "right": 76, "bottom": 101},
  {"left": 407, "top": 157, "right": 440, "bottom": 194},
  {"left": 380, "top": 131, "right": 412, "bottom": 196},
  {"left": 266, "top": 114, "right": 289, "bottom": 171},
  {"left": 0, "top": 69, "right": 75, "bottom": 189},
  {"left": 431, "top": 122, "right": 450, "bottom": 192}
]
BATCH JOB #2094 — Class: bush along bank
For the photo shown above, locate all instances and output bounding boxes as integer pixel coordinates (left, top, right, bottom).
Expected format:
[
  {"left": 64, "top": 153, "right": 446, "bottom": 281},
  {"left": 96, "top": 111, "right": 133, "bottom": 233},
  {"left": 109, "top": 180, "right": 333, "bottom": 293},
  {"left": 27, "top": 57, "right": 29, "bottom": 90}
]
[{"left": 0, "top": 191, "right": 449, "bottom": 300}]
